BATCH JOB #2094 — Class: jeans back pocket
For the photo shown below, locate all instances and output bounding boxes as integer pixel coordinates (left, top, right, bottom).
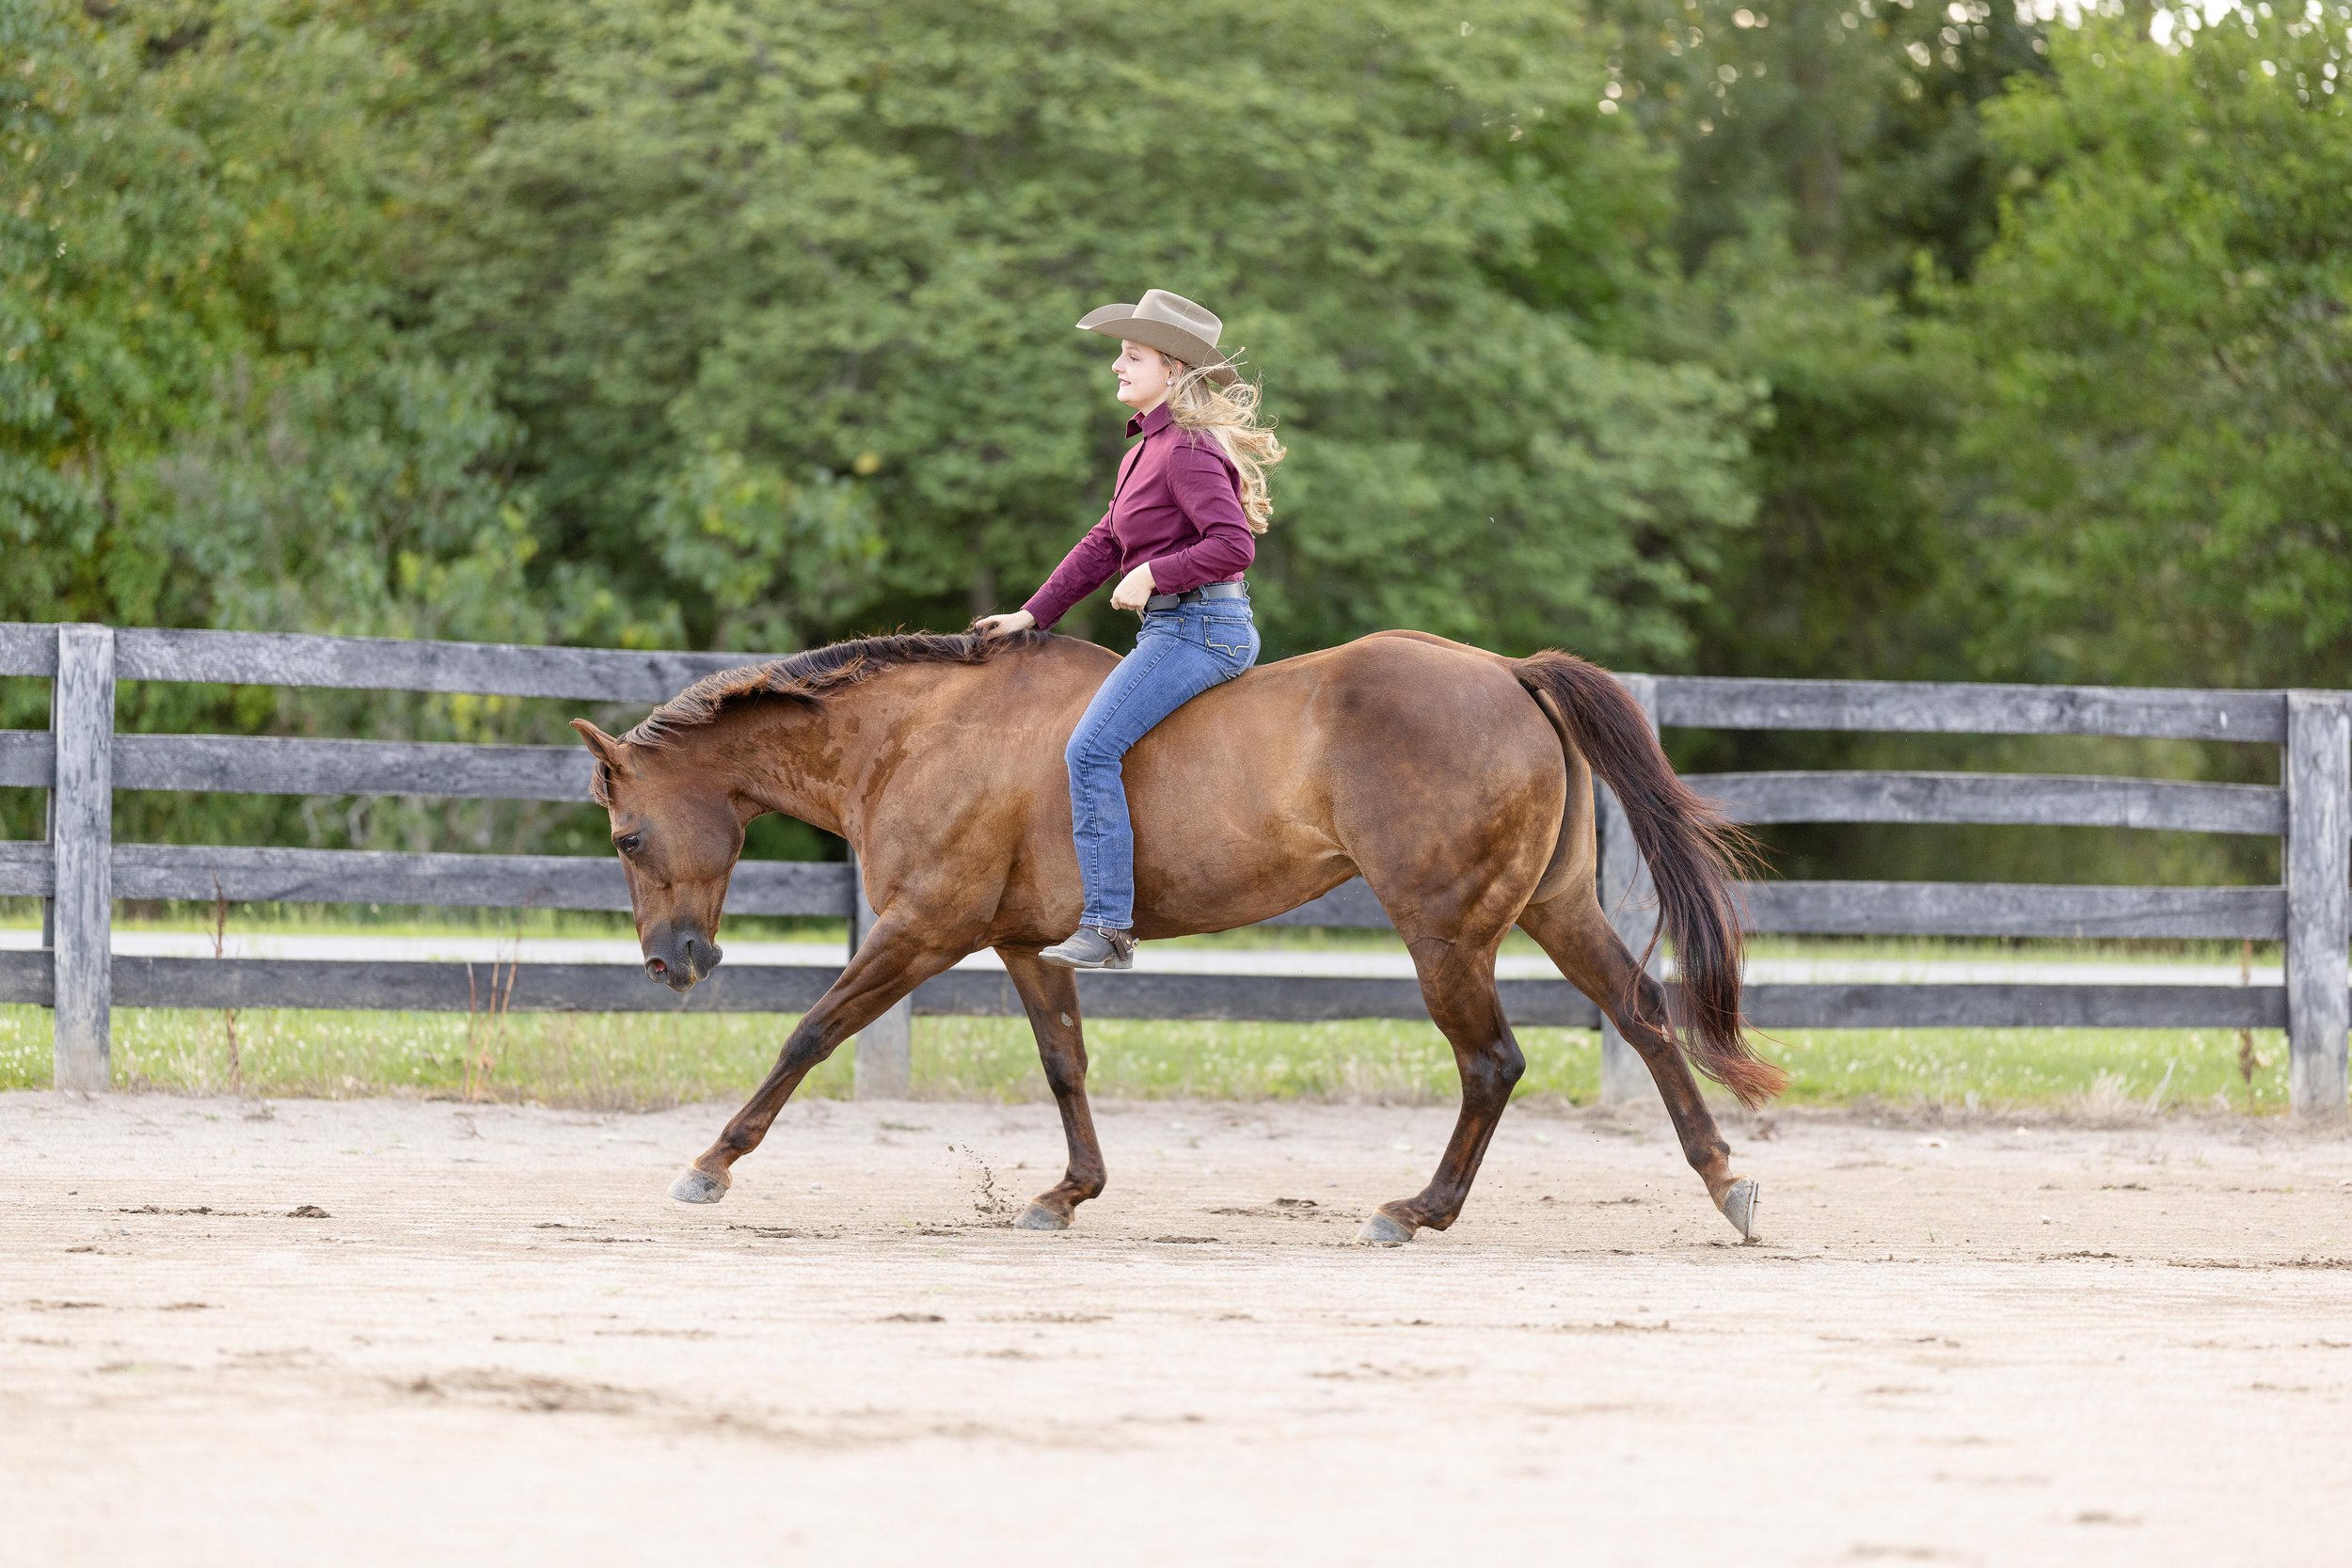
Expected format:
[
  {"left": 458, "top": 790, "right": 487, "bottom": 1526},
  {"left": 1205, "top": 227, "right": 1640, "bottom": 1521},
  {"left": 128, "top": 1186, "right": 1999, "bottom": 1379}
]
[{"left": 1203, "top": 617, "right": 1258, "bottom": 668}]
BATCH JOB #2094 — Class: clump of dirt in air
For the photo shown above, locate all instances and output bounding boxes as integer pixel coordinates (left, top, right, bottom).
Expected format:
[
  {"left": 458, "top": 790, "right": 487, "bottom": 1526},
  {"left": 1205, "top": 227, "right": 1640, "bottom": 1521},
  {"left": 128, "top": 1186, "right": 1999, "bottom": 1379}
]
[{"left": 950, "top": 1144, "right": 1016, "bottom": 1221}]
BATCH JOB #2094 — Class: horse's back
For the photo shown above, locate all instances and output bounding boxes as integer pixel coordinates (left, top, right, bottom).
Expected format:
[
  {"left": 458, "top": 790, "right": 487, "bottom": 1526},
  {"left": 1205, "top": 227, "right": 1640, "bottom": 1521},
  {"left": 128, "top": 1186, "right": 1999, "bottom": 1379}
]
[
  {"left": 1117, "top": 630, "right": 1568, "bottom": 937},
  {"left": 1153, "top": 628, "right": 1550, "bottom": 780}
]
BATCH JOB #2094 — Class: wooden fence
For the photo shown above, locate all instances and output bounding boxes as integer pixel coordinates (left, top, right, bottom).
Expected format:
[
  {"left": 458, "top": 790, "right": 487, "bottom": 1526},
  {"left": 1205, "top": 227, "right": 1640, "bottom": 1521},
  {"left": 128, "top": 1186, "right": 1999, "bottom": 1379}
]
[{"left": 1, "top": 623, "right": 2344, "bottom": 1117}]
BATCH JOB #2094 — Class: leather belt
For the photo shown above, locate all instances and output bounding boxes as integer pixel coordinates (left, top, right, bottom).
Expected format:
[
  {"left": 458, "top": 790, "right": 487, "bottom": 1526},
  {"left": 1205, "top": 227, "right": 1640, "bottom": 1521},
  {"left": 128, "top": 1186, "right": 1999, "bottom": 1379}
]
[{"left": 1144, "top": 581, "right": 1248, "bottom": 611}]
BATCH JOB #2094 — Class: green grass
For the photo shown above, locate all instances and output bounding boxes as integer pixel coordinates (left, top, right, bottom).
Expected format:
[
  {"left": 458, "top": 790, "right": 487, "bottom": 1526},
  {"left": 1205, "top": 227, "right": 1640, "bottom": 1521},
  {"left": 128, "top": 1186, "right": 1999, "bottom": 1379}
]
[
  {"left": 0, "top": 899, "right": 2289, "bottom": 970},
  {"left": 1759, "top": 1025, "right": 2285, "bottom": 1115},
  {"left": 0, "top": 904, "right": 2290, "bottom": 1114},
  {"left": 0, "top": 1004, "right": 2289, "bottom": 1117}
]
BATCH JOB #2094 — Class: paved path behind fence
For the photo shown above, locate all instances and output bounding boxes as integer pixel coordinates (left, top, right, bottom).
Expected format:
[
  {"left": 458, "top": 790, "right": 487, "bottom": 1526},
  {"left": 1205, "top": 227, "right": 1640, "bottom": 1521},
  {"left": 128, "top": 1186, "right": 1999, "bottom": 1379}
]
[{"left": 0, "top": 928, "right": 2288, "bottom": 990}]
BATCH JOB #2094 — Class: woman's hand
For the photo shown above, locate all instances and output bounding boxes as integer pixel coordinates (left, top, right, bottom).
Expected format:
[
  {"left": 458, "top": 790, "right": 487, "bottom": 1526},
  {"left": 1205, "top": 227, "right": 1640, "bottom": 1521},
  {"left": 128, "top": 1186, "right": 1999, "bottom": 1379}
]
[
  {"left": 1109, "top": 561, "right": 1157, "bottom": 612},
  {"left": 972, "top": 610, "right": 1036, "bottom": 639}
]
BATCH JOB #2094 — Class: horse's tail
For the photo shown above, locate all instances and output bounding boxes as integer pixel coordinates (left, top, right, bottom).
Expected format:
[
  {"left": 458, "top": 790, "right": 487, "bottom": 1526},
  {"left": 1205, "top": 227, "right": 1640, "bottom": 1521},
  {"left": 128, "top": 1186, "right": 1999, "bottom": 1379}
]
[{"left": 1514, "top": 651, "right": 1788, "bottom": 1109}]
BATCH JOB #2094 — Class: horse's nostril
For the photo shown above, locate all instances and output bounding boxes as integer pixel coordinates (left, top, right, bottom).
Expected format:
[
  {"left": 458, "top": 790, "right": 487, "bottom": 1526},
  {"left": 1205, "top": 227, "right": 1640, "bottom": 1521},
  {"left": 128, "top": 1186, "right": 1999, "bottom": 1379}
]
[{"left": 644, "top": 956, "right": 668, "bottom": 981}]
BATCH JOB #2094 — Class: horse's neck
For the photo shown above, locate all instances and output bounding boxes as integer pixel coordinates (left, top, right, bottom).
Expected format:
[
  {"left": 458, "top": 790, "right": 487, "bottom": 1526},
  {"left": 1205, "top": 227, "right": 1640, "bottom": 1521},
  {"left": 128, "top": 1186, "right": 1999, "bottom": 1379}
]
[{"left": 721, "top": 690, "right": 896, "bottom": 846}]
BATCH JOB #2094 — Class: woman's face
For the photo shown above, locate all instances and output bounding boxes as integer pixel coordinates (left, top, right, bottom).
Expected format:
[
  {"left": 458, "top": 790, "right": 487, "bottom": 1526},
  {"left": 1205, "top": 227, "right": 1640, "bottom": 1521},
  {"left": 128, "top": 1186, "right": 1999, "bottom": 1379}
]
[{"left": 1112, "top": 340, "right": 1178, "bottom": 412}]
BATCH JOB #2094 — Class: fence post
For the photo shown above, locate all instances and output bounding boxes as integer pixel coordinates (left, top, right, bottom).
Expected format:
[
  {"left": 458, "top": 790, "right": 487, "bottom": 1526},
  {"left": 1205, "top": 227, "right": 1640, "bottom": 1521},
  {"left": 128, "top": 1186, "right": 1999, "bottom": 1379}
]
[
  {"left": 2284, "top": 691, "right": 2350, "bottom": 1121},
  {"left": 51, "top": 625, "right": 116, "bottom": 1093},
  {"left": 1596, "top": 673, "right": 1664, "bottom": 1110},
  {"left": 846, "top": 850, "right": 913, "bottom": 1099}
]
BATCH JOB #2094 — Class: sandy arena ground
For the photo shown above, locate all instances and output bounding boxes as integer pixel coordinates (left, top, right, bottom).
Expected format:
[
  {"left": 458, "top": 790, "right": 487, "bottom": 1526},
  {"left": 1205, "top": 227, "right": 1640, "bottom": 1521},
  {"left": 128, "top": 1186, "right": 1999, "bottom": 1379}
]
[{"left": 4, "top": 1092, "right": 2349, "bottom": 1567}]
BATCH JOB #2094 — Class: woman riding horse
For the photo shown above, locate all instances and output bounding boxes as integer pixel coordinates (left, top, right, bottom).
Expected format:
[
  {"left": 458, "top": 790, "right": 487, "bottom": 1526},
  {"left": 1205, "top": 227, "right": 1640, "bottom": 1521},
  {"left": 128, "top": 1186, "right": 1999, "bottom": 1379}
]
[
  {"left": 569, "top": 294, "right": 1787, "bottom": 1245},
  {"left": 973, "top": 290, "right": 1280, "bottom": 973}
]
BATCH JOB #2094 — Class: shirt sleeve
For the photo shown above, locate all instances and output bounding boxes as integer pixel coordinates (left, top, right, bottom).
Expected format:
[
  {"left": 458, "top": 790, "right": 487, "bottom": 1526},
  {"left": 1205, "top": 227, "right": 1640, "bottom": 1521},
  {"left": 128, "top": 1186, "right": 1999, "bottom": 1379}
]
[
  {"left": 1146, "top": 436, "right": 1257, "bottom": 593},
  {"left": 1020, "top": 512, "right": 1121, "bottom": 631}
]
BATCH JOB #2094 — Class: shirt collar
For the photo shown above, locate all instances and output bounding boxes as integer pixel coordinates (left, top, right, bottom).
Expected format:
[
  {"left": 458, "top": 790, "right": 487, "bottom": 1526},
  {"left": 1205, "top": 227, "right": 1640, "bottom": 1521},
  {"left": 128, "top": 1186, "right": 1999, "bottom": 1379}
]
[{"left": 1124, "top": 402, "right": 1175, "bottom": 439}]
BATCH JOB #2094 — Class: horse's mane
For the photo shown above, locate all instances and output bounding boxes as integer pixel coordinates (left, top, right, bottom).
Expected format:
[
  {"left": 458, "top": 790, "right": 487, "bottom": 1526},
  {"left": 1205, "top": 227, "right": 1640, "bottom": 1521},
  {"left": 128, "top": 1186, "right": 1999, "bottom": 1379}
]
[{"left": 624, "top": 628, "right": 1051, "bottom": 752}]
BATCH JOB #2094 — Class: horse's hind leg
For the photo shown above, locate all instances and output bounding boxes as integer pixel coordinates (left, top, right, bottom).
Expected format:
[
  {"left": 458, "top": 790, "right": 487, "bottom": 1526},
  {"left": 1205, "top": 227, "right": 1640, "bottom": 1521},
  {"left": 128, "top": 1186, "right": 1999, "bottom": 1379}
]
[
  {"left": 996, "top": 948, "right": 1107, "bottom": 1231},
  {"left": 1358, "top": 939, "right": 1525, "bottom": 1245},
  {"left": 1516, "top": 891, "right": 1760, "bottom": 1240}
]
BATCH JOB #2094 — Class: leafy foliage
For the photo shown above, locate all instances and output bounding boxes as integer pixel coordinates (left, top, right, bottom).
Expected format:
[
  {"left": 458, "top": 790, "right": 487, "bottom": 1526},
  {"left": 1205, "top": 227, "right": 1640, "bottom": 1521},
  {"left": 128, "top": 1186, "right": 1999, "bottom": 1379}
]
[
  {"left": 391, "top": 0, "right": 1757, "bottom": 663},
  {"left": 2, "top": 0, "right": 2347, "bottom": 885},
  {"left": 1940, "top": 8, "right": 2352, "bottom": 689},
  {"left": 1, "top": 3, "right": 538, "bottom": 643}
]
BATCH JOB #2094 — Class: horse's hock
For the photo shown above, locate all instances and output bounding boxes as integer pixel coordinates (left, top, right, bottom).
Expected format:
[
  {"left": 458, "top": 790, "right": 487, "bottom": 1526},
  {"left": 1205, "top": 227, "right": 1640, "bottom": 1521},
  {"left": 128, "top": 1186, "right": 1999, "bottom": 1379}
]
[{"left": 0, "top": 619, "right": 2344, "bottom": 1118}]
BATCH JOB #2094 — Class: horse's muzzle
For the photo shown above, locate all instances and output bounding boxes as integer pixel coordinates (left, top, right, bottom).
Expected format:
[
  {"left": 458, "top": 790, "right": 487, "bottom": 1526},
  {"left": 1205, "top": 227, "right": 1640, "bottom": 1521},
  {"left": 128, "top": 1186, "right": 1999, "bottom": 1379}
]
[{"left": 644, "top": 934, "right": 723, "bottom": 992}]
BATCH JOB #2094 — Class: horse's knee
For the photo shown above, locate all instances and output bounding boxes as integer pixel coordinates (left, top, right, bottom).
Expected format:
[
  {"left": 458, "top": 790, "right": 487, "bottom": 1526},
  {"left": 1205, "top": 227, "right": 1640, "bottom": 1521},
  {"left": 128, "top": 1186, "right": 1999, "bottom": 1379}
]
[
  {"left": 779, "top": 1029, "right": 842, "bottom": 1076},
  {"left": 1040, "top": 1049, "right": 1089, "bottom": 1100},
  {"left": 1459, "top": 1037, "right": 1525, "bottom": 1101}
]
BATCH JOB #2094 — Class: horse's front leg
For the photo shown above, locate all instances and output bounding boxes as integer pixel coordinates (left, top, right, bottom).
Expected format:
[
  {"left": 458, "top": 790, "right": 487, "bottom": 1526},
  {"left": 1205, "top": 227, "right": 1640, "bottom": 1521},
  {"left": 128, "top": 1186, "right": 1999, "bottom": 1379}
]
[
  {"left": 671, "top": 915, "right": 965, "bottom": 1205},
  {"left": 995, "top": 947, "right": 1106, "bottom": 1231}
]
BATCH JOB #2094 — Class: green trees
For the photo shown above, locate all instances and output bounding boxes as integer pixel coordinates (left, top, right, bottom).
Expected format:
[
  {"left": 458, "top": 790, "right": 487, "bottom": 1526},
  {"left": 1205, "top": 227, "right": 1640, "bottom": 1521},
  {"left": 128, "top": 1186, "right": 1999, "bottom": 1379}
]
[
  {"left": 1941, "top": 9, "right": 2352, "bottom": 689},
  {"left": 395, "top": 0, "right": 1757, "bottom": 664},
  {"left": 1, "top": 3, "right": 538, "bottom": 645},
  {"left": 5, "top": 0, "right": 2349, "bottom": 869},
  {"left": 2, "top": 3, "right": 563, "bottom": 849},
  {"left": 1596, "top": 0, "right": 2050, "bottom": 686}
]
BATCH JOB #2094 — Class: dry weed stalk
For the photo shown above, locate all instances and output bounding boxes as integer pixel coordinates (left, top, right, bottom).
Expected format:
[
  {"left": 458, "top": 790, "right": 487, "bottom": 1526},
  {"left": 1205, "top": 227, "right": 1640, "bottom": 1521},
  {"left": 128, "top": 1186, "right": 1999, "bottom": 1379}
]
[
  {"left": 211, "top": 877, "right": 241, "bottom": 1094},
  {"left": 463, "top": 914, "right": 524, "bottom": 1101},
  {"left": 2235, "top": 937, "right": 2263, "bottom": 1109}
]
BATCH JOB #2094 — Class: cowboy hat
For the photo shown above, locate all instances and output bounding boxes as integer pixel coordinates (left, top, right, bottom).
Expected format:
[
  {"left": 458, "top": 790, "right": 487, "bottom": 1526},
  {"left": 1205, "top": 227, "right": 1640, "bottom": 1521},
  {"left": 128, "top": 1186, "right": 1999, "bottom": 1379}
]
[{"left": 1076, "top": 289, "right": 1241, "bottom": 386}]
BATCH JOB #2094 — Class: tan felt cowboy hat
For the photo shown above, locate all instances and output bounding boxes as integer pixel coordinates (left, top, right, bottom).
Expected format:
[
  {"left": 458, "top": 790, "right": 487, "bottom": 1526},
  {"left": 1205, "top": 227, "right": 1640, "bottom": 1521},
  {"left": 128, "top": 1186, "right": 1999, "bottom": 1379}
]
[{"left": 1076, "top": 289, "right": 1241, "bottom": 386}]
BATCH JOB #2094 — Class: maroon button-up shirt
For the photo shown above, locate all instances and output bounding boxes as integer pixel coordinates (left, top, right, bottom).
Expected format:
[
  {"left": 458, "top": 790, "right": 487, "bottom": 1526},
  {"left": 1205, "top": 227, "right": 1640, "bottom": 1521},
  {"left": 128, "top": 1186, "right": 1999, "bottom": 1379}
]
[{"left": 1021, "top": 403, "right": 1254, "bottom": 631}]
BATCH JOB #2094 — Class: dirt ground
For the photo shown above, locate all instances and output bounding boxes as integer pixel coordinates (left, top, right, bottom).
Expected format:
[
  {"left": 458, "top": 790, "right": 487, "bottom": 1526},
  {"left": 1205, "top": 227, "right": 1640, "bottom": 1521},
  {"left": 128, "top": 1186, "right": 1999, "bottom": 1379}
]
[{"left": 4, "top": 1092, "right": 2349, "bottom": 1568}]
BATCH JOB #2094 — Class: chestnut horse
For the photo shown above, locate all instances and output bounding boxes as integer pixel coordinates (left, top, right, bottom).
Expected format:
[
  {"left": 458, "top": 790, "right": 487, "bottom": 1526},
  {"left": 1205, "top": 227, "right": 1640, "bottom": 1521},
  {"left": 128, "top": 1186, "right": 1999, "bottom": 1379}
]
[{"left": 571, "top": 628, "right": 1786, "bottom": 1243}]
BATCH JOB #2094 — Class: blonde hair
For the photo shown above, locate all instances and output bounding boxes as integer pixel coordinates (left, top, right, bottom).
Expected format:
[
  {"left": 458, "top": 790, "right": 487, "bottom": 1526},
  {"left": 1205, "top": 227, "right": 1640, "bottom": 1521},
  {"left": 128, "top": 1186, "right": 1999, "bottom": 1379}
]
[{"left": 1156, "top": 355, "right": 1285, "bottom": 532}]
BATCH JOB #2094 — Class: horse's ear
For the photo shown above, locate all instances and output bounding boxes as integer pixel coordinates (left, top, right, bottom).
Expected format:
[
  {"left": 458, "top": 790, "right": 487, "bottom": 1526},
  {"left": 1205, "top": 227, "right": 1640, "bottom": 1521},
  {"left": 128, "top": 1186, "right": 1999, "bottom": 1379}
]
[{"left": 569, "top": 719, "right": 631, "bottom": 774}]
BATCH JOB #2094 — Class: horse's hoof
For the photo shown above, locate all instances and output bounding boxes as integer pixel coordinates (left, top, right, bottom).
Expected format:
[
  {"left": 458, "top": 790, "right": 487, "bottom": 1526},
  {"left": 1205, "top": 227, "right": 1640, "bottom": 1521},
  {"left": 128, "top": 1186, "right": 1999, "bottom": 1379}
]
[
  {"left": 1014, "top": 1202, "right": 1071, "bottom": 1231},
  {"left": 670, "top": 1167, "right": 728, "bottom": 1205},
  {"left": 1355, "top": 1211, "right": 1417, "bottom": 1247},
  {"left": 1718, "top": 1177, "right": 1760, "bottom": 1242}
]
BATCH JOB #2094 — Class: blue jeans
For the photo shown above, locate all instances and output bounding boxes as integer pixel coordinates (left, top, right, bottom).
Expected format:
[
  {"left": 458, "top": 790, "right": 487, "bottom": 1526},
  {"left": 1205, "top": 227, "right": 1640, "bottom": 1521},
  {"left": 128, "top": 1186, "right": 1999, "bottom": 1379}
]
[{"left": 1065, "top": 598, "right": 1261, "bottom": 929}]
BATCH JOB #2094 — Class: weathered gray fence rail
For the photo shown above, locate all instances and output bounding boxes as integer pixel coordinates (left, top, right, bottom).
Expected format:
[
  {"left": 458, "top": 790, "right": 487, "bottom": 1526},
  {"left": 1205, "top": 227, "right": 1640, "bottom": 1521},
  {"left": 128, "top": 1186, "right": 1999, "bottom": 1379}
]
[{"left": 0, "top": 624, "right": 2344, "bottom": 1116}]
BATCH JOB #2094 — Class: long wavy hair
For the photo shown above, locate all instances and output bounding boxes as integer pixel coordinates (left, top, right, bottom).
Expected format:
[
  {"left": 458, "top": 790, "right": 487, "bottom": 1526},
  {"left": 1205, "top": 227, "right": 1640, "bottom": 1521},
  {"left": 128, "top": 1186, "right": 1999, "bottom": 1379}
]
[{"left": 1154, "top": 354, "right": 1285, "bottom": 532}]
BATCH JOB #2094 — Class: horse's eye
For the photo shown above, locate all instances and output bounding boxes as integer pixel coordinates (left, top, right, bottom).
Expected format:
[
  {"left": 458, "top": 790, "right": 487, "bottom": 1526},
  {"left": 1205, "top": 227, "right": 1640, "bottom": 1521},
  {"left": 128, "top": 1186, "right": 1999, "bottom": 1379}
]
[{"left": 614, "top": 832, "right": 643, "bottom": 856}]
